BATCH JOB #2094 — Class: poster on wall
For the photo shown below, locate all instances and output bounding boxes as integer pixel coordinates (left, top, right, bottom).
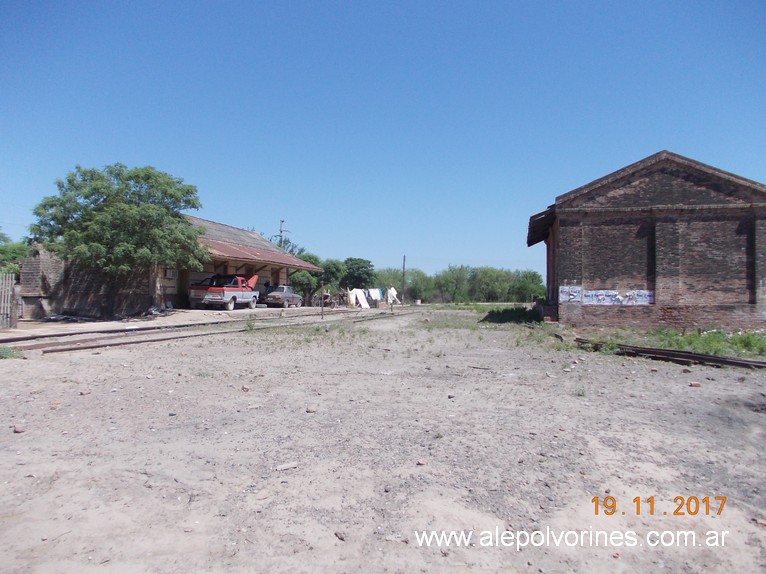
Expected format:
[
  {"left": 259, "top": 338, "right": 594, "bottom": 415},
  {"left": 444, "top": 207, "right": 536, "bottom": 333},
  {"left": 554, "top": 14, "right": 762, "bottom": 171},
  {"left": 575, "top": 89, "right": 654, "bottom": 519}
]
[
  {"left": 582, "top": 289, "right": 654, "bottom": 305},
  {"left": 558, "top": 285, "right": 582, "bottom": 303}
]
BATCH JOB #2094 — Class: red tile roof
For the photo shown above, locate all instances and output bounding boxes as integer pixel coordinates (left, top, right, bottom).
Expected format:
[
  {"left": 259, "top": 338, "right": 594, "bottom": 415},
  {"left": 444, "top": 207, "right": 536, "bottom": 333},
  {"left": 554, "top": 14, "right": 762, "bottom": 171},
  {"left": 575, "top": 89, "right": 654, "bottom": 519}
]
[
  {"left": 186, "top": 215, "right": 322, "bottom": 273},
  {"left": 200, "top": 238, "right": 323, "bottom": 272}
]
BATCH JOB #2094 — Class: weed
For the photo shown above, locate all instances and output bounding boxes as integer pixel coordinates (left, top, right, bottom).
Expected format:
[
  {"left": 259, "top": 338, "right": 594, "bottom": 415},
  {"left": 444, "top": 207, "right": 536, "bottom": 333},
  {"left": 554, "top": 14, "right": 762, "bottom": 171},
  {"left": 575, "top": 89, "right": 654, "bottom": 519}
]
[
  {"left": 0, "top": 346, "right": 23, "bottom": 359},
  {"left": 647, "top": 328, "right": 766, "bottom": 358},
  {"left": 598, "top": 341, "right": 620, "bottom": 355},
  {"left": 574, "top": 386, "right": 587, "bottom": 397},
  {"left": 552, "top": 340, "right": 579, "bottom": 352}
]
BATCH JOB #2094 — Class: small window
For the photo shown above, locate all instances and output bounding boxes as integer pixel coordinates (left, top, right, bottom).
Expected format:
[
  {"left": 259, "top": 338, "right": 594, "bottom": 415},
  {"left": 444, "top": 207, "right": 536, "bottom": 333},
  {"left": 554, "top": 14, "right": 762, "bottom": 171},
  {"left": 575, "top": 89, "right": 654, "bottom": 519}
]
[{"left": 164, "top": 268, "right": 177, "bottom": 279}]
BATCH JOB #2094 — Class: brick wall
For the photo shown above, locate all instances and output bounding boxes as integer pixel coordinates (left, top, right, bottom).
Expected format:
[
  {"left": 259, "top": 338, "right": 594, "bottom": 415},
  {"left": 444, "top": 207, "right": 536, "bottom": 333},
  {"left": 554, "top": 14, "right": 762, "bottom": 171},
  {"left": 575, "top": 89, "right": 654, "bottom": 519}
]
[
  {"left": 20, "top": 249, "right": 151, "bottom": 318},
  {"left": 570, "top": 168, "right": 755, "bottom": 209},
  {"left": 553, "top": 162, "right": 766, "bottom": 330},
  {"left": 677, "top": 217, "right": 752, "bottom": 305},
  {"left": 581, "top": 218, "right": 654, "bottom": 291},
  {"left": 55, "top": 265, "right": 151, "bottom": 318},
  {"left": 557, "top": 218, "right": 583, "bottom": 287}
]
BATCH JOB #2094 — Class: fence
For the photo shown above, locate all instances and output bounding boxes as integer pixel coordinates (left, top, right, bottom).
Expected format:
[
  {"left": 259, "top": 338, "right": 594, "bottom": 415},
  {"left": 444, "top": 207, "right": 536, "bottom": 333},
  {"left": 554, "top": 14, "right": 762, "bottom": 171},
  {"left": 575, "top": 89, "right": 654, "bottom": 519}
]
[{"left": 0, "top": 273, "right": 17, "bottom": 329}]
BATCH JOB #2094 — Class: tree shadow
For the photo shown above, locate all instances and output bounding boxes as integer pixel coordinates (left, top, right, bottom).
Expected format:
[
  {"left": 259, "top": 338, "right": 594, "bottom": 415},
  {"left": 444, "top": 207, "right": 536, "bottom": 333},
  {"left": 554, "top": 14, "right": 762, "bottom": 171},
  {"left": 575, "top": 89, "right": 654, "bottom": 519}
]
[{"left": 479, "top": 307, "right": 542, "bottom": 324}]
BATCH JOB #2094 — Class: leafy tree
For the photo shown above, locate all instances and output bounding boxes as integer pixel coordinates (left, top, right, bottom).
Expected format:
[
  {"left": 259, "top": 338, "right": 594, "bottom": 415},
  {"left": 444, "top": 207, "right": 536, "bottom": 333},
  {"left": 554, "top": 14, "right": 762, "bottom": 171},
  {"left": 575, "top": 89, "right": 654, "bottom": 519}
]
[
  {"left": 507, "top": 270, "right": 546, "bottom": 302},
  {"left": 375, "top": 267, "right": 403, "bottom": 291},
  {"left": 31, "top": 164, "right": 209, "bottom": 316},
  {"left": 339, "top": 257, "right": 375, "bottom": 289},
  {"left": 318, "top": 258, "right": 346, "bottom": 290},
  {"left": 434, "top": 264, "right": 471, "bottom": 303},
  {"left": 374, "top": 266, "right": 433, "bottom": 302},
  {"left": 404, "top": 268, "right": 434, "bottom": 302},
  {"left": 289, "top": 255, "right": 348, "bottom": 305},
  {"left": 469, "top": 266, "right": 511, "bottom": 302},
  {"left": 289, "top": 252, "right": 322, "bottom": 303},
  {"left": 269, "top": 235, "right": 305, "bottom": 257},
  {"left": 0, "top": 227, "right": 29, "bottom": 276}
]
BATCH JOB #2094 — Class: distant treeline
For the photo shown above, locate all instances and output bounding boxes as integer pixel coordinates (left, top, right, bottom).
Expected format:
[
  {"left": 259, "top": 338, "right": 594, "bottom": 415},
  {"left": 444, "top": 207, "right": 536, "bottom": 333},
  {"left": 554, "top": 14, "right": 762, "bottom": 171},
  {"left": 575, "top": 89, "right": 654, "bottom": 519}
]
[
  {"left": 374, "top": 265, "right": 545, "bottom": 304},
  {"left": 292, "top": 257, "right": 546, "bottom": 305}
]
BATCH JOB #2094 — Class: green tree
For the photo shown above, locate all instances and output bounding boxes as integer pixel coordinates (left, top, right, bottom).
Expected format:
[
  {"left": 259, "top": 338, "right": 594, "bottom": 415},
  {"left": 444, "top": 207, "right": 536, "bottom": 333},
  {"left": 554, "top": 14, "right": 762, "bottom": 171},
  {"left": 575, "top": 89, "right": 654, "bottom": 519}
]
[
  {"left": 404, "top": 268, "right": 434, "bottom": 302},
  {"left": 469, "top": 267, "right": 511, "bottom": 302},
  {"left": 507, "top": 270, "right": 546, "bottom": 302},
  {"left": 269, "top": 235, "right": 305, "bottom": 257},
  {"left": 375, "top": 267, "right": 433, "bottom": 302},
  {"left": 375, "top": 267, "right": 403, "bottom": 291},
  {"left": 0, "top": 227, "right": 29, "bottom": 276},
  {"left": 31, "top": 164, "right": 209, "bottom": 316},
  {"left": 339, "top": 257, "right": 375, "bottom": 289},
  {"left": 318, "top": 258, "right": 346, "bottom": 290},
  {"left": 290, "top": 252, "right": 322, "bottom": 303},
  {"left": 290, "top": 255, "right": 347, "bottom": 305},
  {"left": 434, "top": 264, "right": 471, "bottom": 303}
]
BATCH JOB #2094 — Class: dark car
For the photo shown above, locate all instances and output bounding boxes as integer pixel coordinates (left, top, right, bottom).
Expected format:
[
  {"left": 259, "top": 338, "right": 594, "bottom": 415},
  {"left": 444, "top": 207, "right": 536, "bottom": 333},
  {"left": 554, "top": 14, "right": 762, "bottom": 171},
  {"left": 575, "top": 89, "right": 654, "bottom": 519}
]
[{"left": 263, "top": 285, "right": 303, "bottom": 308}]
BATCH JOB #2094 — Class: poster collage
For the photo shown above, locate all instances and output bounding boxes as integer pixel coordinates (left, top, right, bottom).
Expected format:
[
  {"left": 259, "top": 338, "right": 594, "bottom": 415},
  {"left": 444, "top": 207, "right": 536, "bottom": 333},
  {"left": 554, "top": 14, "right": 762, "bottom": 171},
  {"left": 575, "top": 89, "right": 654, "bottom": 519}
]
[{"left": 559, "top": 286, "right": 654, "bottom": 305}]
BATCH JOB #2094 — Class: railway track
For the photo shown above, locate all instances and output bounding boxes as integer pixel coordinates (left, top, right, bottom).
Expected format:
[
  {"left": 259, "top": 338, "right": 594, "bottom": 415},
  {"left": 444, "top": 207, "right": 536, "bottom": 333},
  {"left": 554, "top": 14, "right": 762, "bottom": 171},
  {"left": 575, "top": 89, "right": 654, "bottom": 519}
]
[
  {"left": 575, "top": 337, "right": 766, "bottom": 369},
  {"left": 1, "top": 308, "right": 384, "bottom": 355}
]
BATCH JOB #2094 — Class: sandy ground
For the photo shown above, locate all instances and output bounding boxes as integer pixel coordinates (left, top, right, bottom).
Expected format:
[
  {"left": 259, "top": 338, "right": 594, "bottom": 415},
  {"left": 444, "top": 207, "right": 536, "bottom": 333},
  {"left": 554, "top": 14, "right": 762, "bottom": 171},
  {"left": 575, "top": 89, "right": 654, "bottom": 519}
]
[{"left": 1, "top": 308, "right": 765, "bottom": 573}]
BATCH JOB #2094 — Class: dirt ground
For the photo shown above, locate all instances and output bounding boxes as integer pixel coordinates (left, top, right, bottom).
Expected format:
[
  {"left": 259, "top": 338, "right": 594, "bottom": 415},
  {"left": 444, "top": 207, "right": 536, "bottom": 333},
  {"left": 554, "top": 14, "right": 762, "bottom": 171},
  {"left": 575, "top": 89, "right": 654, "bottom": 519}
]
[{"left": 1, "top": 308, "right": 764, "bottom": 573}]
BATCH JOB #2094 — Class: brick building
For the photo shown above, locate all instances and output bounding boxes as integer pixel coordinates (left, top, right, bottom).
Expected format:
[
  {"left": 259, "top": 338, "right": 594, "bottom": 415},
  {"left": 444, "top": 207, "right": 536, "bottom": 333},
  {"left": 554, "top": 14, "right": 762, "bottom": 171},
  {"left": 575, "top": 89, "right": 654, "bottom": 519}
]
[
  {"left": 20, "top": 216, "right": 321, "bottom": 318},
  {"left": 527, "top": 151, "right": 766, "bottom": 330}
]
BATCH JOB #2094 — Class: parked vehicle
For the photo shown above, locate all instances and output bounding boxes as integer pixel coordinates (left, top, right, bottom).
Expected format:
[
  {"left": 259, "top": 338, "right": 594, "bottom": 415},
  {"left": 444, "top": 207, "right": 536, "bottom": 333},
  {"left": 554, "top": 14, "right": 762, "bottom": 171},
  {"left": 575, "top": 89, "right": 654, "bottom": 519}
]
[
  {"left": 263, "top": 285, "right": 302, "bottom": 308},
  {"left": 189, "top": 274, "right": 259, "bottom": 310}
]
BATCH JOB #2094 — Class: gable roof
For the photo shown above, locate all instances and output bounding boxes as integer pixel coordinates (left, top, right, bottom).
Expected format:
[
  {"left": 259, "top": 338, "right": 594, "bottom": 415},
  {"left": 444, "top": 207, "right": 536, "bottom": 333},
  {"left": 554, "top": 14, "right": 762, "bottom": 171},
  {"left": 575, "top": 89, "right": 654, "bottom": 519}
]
[
  {"left": 186, "top": 215, "right": 323, "bottom": 273},
  {"left": 556, "top": 150, "right": 766, "bottom": 208},
  {"left": 527, "top": 151, "right": 766, "bottom": 247}
]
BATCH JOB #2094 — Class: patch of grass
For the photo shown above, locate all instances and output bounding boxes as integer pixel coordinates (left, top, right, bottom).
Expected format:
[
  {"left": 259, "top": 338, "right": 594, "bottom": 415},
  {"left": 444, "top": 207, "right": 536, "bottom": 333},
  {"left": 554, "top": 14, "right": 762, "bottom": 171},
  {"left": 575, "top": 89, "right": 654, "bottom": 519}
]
[
  {"left": 578, "top": 327, "right": 766, "bottom": 360},
  {"left": 414, "top": 312, "right": 481, "bottom": 331},
  {"left": 522, "top": 325, "right": 550, "bottom": 346},
  {"left": 735, "top": 331, "right": 766, "bottom": 355},
  {"left": 574, "top": 386, "right": 587, "bottom": 397},
  {"left": 432, "top": 302, "right": 527, "bottom": 313},
  {"left": 597, "top": 340, "right": 620, "bottom": 355},
  {"left": 552, "top": 340, "right": 579, "bottom": 352},
  {"left": 648, "top": 328, "right": 766, "bottom": 358},
  {"left": 0, "top": 346, "right": 23, "bottom": 359}
]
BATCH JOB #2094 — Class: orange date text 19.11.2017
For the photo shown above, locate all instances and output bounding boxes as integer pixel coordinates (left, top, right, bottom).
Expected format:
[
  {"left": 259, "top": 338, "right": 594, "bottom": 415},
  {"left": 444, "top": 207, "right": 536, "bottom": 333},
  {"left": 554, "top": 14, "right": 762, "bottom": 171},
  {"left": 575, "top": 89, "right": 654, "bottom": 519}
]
[{"left": 592, "top": 496, "right": 727, "bottom": 516}]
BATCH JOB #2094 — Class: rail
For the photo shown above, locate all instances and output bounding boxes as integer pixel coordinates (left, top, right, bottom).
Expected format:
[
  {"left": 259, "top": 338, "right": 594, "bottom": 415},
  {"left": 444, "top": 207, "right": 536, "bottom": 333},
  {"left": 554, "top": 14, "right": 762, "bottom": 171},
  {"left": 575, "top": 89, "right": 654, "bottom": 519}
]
[{"left": 575, "top": 338, "right": 766, "bottom": 369}]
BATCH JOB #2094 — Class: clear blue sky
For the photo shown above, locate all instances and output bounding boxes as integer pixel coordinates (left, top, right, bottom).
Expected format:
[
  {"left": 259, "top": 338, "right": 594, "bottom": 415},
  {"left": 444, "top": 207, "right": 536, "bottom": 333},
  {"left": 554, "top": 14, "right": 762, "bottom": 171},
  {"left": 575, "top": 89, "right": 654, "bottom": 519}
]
[{"left": 1, "top": 1, "right": 764, "bottom": 276}]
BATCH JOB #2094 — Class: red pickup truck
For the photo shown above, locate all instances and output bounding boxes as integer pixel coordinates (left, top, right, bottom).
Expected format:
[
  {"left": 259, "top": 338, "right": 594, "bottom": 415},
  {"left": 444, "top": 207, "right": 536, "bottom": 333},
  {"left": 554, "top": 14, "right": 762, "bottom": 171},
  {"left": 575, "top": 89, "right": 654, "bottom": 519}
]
[{"left": 189, "top": 274, "right": 259, "bottom": 310}]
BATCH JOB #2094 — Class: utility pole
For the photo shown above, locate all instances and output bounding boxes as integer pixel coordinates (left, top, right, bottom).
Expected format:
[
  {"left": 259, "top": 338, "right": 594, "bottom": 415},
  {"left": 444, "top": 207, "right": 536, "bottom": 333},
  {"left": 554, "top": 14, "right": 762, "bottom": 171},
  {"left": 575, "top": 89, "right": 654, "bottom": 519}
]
[
  {"left": 401, "top": 255, "right": 406, "bottom": 305},
  {"left": 279, "top": 219, "right": 286, "bottom": 248}
]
